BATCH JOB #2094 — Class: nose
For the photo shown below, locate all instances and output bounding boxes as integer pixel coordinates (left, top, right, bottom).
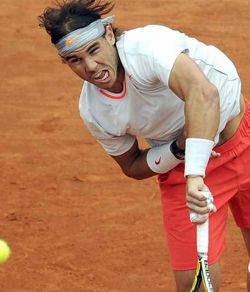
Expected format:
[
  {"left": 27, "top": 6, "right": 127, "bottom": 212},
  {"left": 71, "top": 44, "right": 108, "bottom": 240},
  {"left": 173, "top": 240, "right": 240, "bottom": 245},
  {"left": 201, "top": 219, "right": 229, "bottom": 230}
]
[{"left": 84, "top": 57, "right": 97, "bottom": 73}]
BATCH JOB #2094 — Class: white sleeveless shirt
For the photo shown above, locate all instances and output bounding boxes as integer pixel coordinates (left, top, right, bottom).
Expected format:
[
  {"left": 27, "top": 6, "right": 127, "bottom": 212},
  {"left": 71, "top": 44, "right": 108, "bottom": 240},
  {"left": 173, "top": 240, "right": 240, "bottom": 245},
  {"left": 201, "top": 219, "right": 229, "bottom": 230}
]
[{"left": 79, "top": 25, "right": 241, "bottom": 156}]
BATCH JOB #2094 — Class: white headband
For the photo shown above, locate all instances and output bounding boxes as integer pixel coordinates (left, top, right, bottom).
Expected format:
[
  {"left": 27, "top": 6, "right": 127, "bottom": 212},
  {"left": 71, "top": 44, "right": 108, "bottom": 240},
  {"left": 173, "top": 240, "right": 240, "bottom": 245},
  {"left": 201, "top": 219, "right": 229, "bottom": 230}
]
[{"left": 55, "top": 15, "right": 115, "bottom": 57}]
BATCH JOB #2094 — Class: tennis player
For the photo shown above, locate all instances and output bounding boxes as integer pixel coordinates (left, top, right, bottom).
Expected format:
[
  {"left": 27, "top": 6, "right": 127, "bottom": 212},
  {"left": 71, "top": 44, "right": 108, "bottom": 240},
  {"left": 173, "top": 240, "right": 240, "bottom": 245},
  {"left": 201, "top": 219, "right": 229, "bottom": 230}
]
[{"left": 39, "top": 0, "right": 250, "bottom": 291}]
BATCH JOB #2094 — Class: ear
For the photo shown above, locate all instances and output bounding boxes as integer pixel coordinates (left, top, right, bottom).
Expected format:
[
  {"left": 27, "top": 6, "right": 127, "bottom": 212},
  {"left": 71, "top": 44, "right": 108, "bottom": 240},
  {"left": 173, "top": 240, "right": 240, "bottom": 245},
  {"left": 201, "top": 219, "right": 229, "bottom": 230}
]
[{"left": 104, "top": 25, "right": 116, "bottom": 45}]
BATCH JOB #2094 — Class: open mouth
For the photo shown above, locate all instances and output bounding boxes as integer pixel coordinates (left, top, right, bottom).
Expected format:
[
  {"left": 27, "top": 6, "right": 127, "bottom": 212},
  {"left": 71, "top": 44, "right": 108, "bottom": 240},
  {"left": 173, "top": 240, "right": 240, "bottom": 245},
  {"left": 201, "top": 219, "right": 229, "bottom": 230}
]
[{"left": 94, "top": 70, "right": 110, "bottom": 83}]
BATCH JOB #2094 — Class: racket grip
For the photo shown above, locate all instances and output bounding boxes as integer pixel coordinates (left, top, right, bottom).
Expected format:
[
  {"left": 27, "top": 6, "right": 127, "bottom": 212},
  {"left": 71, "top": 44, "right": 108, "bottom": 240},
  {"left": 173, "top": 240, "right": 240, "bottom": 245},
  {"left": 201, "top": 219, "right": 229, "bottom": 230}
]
[{"left": 197, "top": 219, "right": 209, "bottom": 254}]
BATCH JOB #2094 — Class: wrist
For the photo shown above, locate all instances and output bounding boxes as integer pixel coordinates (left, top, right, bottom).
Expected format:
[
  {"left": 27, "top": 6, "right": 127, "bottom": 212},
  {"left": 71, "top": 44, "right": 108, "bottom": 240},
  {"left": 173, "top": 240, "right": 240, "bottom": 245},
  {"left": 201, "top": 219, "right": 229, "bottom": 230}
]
[
  {"left": 184, "top": 138, "right": 214, "bottom": 177},
  {"left": 170, "top": 140, "right": 185, "bottom": 160},
  {"left": 146, "top": 142, "right": 183, "bottom": 174}
]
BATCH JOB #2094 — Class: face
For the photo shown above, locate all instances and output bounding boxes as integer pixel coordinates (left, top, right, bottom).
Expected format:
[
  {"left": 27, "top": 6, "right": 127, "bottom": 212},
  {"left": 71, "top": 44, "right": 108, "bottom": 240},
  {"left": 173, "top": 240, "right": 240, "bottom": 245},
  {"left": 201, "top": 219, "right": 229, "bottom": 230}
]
[{"left": 62, "top": 26, "right": 123, "bottom": 92}]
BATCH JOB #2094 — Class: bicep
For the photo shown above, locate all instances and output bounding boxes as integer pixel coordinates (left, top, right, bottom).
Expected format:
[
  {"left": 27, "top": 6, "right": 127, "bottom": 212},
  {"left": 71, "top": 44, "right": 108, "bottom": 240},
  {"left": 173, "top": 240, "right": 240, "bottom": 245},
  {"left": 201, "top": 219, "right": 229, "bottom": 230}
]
[
  {"left": 169, "top": 53, "right": 214, "bottom": 100},
  {"left": 169, "top": 53, "right": 220, "bottom": 138}
]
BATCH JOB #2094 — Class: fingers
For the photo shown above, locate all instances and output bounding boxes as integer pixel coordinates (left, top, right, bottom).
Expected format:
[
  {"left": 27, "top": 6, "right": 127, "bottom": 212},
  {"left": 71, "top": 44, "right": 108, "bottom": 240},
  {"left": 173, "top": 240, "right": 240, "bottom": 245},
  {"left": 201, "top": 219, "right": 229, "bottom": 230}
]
[
  {"left": 201, "top": 191, "right": 217, "bottom": 213},
  {"left": 210, "top": 150, "right": 221, "bottom": 158},
  {"left": 187, "top": 201, "right": 211, "bottom": 214},
  {"left": 187, "top": 190, "right": 215, "bottom": 208},
  {"left": 190, "top": 212, "right": 208, "bottom": 224},
  {"left": 186, "top": 190, "right": 209, "bottom": 208},
  {"left": 188, "top": 191, "right": 217, "bottom": 224},
  {"left": 186, "top": 177, "right": 216, "bottom": 224},
  {"left": 207, "top": 199, "right": 217, "bottom": 213}
]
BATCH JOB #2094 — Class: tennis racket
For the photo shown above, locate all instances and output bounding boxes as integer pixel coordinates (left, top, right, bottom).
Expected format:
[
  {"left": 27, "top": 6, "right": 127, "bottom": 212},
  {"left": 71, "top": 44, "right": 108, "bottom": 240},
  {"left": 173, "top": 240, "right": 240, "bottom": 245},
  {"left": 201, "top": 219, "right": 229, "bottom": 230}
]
[{"left": 190, "top": 191, "right": 215, "bottom": 292}]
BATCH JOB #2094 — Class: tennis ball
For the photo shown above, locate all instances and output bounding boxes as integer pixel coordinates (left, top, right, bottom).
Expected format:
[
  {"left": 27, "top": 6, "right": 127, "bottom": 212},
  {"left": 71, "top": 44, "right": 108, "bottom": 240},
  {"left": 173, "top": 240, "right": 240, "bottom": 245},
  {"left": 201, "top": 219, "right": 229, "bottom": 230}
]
[{"left": 0, "top": 240, "right": 11, "bottom": 264}]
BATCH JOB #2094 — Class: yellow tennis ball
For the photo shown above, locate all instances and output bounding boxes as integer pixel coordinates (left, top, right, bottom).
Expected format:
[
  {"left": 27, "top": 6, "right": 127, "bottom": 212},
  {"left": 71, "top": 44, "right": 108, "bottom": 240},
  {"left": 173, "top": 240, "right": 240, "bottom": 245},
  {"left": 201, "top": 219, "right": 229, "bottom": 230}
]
[{"left": 0, "top": 240, "right": 11, "bottom": 264}]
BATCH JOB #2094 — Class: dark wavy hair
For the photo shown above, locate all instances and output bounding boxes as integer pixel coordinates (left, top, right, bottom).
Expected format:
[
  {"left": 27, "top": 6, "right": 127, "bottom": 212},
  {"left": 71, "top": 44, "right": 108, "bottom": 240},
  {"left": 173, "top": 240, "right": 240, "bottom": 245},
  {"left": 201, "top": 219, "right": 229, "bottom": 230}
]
[{"left": 38, "top": 0, "right": 122, "bottom": 44}]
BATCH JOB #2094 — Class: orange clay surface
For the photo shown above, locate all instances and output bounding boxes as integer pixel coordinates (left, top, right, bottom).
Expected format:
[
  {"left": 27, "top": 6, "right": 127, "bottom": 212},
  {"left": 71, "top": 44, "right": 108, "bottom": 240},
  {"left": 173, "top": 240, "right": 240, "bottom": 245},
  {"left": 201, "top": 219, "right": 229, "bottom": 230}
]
[{"left": 0, "top": 0, "right": 249, "bottom": 291}]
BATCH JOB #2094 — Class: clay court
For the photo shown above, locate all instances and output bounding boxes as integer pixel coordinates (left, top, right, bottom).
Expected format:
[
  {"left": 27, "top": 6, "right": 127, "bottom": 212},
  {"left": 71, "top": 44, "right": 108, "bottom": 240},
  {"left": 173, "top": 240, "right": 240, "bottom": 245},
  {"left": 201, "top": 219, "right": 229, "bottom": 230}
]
[{"left": 0, "top": 0, "right": 249, "bottom": 291}]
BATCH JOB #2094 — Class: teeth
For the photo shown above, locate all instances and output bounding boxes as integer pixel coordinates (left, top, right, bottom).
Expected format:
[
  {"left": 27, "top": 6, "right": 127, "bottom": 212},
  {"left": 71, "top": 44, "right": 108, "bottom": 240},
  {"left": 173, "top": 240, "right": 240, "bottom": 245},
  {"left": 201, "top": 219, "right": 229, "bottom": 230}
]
[
  {"left": 95, "top": 71, "right": 103, "bottom": 79},
  {"left": 95, "top": 70, "right": 109, "bottom": 82}
]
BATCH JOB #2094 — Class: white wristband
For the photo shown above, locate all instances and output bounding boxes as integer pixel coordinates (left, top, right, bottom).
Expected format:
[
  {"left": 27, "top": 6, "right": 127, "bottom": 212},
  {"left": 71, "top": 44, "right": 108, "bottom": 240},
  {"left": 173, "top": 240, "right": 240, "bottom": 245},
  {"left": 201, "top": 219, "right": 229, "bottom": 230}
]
[
  {"left": 146, "top": 142, "right": 183, "bottom": 174},
  {"left": 184, "top": 138, "right": 214, "bottom": 177}
]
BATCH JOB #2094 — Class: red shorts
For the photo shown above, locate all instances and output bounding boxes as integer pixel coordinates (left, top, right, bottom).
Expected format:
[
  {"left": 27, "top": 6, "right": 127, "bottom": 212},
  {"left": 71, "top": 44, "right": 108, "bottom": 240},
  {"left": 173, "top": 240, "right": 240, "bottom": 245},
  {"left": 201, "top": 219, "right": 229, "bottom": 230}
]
[{"left": 158, "top": 99, "right": 250, "bottom": 271}]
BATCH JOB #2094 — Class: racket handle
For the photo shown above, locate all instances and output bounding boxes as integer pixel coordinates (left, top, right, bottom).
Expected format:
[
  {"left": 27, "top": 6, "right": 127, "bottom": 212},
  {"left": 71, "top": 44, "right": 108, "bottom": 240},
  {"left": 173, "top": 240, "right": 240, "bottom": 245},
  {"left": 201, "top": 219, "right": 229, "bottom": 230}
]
[{"left": 197, "top": 219, "right": 209, "bottom": 255}]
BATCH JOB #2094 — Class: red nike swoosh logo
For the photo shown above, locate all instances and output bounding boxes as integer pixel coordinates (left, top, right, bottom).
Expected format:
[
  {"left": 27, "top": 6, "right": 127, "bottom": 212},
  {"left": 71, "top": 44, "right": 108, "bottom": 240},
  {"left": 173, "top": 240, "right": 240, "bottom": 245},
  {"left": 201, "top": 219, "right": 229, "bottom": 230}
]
[{"left": 155, "top": 157, "right": 161, "bottom": 165}]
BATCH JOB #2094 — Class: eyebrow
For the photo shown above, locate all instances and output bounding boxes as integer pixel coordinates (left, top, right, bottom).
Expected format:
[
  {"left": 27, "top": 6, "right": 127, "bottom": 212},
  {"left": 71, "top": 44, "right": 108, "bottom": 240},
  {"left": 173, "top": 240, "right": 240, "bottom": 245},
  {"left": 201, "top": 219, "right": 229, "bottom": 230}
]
[{"left": 64, "top": 41, "right": 100, "bottom": 61}]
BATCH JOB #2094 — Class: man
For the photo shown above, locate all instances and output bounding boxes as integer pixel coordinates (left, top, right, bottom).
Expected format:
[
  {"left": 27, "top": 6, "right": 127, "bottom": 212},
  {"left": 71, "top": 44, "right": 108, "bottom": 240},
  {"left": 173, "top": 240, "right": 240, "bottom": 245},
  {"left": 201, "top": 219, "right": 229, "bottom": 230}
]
[{"left": 39, "top": 0, "right": 250, "bottom": 290}]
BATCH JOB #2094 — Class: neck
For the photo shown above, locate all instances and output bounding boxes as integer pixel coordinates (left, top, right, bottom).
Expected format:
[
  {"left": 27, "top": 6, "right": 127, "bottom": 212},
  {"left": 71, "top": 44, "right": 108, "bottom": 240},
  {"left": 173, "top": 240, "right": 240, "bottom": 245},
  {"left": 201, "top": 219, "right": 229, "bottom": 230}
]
[{"left": 109, "top": 63, "right": 125, "bottom": 93}]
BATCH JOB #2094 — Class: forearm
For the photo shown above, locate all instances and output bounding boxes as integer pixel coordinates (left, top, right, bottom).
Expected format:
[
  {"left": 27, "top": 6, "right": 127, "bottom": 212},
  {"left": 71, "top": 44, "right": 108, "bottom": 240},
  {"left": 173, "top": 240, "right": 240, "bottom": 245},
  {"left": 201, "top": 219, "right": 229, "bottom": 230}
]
[
  {"left": 112, "top": 140, "right": 183, "bottom": 180},
  {"left": 111, "top": 140, "right": 156, "bottom": 180},
  {"left": 125, "top": 149, "right": 155, "bottom": 180},
  {"left": 184, "top": 86, "right": 220, "bottom": 177}
]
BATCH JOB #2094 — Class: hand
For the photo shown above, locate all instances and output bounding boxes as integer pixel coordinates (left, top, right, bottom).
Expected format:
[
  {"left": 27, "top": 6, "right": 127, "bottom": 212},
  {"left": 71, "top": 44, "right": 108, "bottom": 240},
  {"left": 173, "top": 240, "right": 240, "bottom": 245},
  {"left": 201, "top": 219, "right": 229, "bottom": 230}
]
[
  {"left": 186, "top": 176, "right": 216, "bottom": 224},
  {"left": 211, "top": 150, "right": 220, "bottom": 158}
]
